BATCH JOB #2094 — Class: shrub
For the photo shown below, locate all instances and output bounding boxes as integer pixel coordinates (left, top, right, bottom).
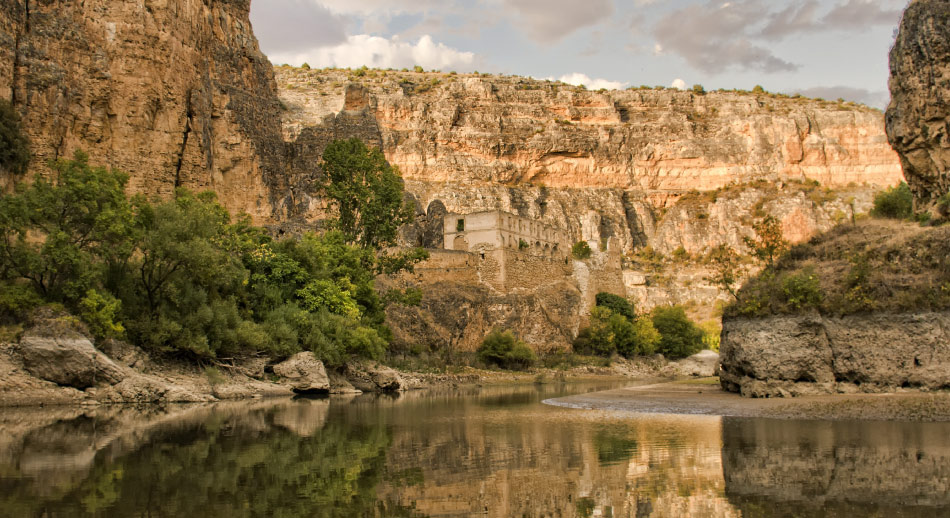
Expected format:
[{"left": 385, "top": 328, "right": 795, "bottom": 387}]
[
  {"left": 78, "top": 289, "right": 124, "bottom": 339},
  {"left": 870, "top": 182, "right": 913, "bottom": 220},
  {"left": 651, "top": 305, "right": 704, "bottom": 359},
  {"left": 571, "top": 241, "right": 592, "bottom": 260},
  {"left": 477, "top": 329, "right": 536, "bottom": 370},
  {"left": 782, "top": 268, "right": 822, "bottom": 310},
  {"left": 575, "top": 306, "right": 659, "bottom": 358},
  {"left": 595, "top": 292, "right": 635, "bottom": 320},
  {"left": 0, "top": 283, "right": 42, "bottom": 322},
  {"left": 0, "top": 99, "right": 30, "bottom": 176},
  {"left": 752, "top": 85, "right": 765, "bottom": 94},
  {"left": 692, "top": 84, "right": 705, "bottom": 95}
]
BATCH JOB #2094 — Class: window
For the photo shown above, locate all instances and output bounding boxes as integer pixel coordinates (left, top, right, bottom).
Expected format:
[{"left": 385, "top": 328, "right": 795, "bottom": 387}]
[{"left": 456, "top": 219, "right": 465, "bottom": 232}]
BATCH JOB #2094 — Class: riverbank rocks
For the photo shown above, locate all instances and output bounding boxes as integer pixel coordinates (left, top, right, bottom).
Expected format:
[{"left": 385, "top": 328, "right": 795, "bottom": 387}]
[
  {"left": 886, "top": 0, "right": 950, "bottom": 212},
  {"left": 273, "top": 353, "right": 331, "bottom": 394},
  {"left": 19, "top": 327, "right": 124, "bottom": 390},
  {"left": 720, "top": 312, "right": 950, "bottom": 397},
  {"left": 674, "top": 350, "right": 721, "bottom": 377},
  {"left": 345, "top": 360, "right": 407, "bottom": 392}
]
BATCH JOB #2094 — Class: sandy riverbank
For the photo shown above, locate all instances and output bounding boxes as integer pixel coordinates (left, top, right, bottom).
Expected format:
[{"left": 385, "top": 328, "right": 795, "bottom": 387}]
[{"left": 545, "top": 378, "right": 950, "bottom": 422}]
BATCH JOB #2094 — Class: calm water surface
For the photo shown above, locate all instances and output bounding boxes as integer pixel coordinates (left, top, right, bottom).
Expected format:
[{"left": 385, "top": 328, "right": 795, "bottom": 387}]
[{"left": 2, "top": 382, "right": 949, "bottom": 517}]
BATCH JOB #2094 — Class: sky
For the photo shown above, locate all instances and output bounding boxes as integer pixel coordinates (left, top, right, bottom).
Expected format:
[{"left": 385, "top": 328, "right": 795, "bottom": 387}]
[{"left": 249, "top": 0, "right": 909, "bottom": 109}]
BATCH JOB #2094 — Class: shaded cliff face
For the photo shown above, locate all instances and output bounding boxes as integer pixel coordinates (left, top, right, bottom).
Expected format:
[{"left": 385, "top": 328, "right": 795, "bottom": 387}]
[
  {"left": 278, "top": 67, "right": 902, "bottom": 195},
  {"left": 886, "top": 0, "right": 950, "bottom": 212},
  {"left": 0, "top": 0, "right": 285, "bottom": 222}
]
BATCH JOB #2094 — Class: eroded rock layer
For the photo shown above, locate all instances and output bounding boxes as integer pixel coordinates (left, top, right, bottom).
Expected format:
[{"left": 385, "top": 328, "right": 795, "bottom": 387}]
[
  {"left": 719, "top": 312, "right": 950, "bottom": 397},
  {"left": 279, "top": 68, "right": 902, "bottom": 195},
  {"left": 886, "top": 0, "right": 950, "bottom": 211}
]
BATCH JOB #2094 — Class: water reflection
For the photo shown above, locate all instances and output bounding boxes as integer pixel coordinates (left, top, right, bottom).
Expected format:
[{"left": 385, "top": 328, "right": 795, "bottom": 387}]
[{"left": 1, "top": 384, "right": 949, "bottom": 517}]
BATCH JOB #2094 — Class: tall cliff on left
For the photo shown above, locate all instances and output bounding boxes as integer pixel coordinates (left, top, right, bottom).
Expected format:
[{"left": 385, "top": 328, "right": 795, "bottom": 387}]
[{"left": 0, "top": 0, "right": 287, "bottom": 223}]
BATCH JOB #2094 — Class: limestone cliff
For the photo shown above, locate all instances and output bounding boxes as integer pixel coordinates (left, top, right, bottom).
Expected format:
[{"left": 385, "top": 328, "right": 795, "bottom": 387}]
[
  {"left": 279, "top": 68, "right": 901, "bottom": 195},
  {"left": 886, "top": 0, "right": 950, "bottom": 212},
  {"left": 278, "top": 67, "right": 901, "bottom": 258},
  {"left": 0, "top": 0, "right": 286, "bottom": 222}
]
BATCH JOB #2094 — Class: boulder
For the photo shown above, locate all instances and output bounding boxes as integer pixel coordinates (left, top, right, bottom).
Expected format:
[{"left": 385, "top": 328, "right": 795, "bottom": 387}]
[
  {"left": 19, "top": 332, "right": 125, "bottom": 389},
  {"left": 273, "top": 352, "right": 330, "bottom": 394},
  {"left": 345, "top": 361, "right": 407, "bottom": 392},
  {"left": 674, "top": 350, "right": 720, "bottom": 377}
]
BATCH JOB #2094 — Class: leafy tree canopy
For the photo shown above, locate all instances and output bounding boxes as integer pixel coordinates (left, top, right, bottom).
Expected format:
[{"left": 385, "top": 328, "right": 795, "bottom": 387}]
[{"left": 321, "top": 138, "right": 415, "bottom": 249}]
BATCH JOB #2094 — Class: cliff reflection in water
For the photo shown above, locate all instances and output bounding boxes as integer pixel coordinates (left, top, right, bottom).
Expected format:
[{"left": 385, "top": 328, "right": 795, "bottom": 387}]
[
  {"left": 1, "top": 384, "right": 950, "bottom": 517},
  {"left": 722, "top": 417, "right": 950, "bottom": 517}
]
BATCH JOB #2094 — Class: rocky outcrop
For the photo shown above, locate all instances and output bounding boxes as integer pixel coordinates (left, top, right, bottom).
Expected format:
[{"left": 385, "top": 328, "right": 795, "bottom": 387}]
[
  {"left": 273, "top": 352, "right": 330, "bottom": 394},
  {"left": 719, "top": 312, "right": 950, "bottom": 397},
  {"left": 19, "top": 331, "right": 124, "bottom": 389},
  {"left": 0, "top": 0, "right": 286, "bottom": 223},
  {"left": 886, "top": 0, "right": 950, "bottom": 212},
  {"left": 343, "top": 360, "right": 407, "bottom": 392}
]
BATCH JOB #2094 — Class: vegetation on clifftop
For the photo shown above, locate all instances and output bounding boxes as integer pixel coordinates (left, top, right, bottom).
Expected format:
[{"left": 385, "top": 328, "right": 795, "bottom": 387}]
[{"left": 726, "top": 220, "right": 950, "bottom": 318}]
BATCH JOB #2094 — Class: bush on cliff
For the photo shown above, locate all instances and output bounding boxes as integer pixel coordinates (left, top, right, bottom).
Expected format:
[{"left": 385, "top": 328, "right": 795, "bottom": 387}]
[
  {"left": 870, "top": 182, "right": 913, "bottom": 220},
  {"left": 477, "top": 329, "right": 536, "bottom": 370},
  {"left": 726, "top": 220, "right": 950, "bottom": 318},
  {"left": 571, "top": 241, "right": 592, "bottom": 260}
]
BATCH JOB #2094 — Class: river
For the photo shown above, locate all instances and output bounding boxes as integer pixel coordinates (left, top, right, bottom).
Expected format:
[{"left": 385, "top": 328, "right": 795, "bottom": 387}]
[{"left": 2, "top": 382, "right": 949, "bottom": 517}]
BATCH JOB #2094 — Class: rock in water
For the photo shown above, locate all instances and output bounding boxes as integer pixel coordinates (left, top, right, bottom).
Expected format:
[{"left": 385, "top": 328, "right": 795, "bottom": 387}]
[
  {"left": 20, "top": 332, "right": 125, "bottom": 389},
  {"left": 886, "top": 0, "right": 950, "bottom": 212},
  {"left": 273, "top": 352, "right": 331, "bottom": 394}
]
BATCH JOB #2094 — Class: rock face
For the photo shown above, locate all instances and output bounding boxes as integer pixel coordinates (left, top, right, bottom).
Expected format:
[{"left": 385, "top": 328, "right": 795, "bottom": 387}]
[
  {"left": 273, "top": 352, "right": 330, "bottom": 393},
  {"left": 719, "top": 312, "right": 950, "bottom": 397},
  {"left": 280, "top": 68, "right": 902, "bottom": 195},
  {"left": 19, "top": 330, "right": 124, "bottom": 389},
  {"left": 886, "top": 0, "right": 950, "bottom": 211},
  {"left": 0, "top": 0, "right": 286, "bottom": 223}
]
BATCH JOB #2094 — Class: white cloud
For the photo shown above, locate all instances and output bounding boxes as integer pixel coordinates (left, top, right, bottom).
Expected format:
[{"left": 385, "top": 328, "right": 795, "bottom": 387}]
[
  {"left": 558, "top": 73, "right": 627, "bottom": 91},
  {"left": 315, "top": 0, "right": 444, "bottom": 15},
  {"left": 502, "top": 0, "right": 614, "bottom": 43},
  {"left": 267, "top": 34, "right": 477, "bottom": 71},
  {"left": 249, "top": 0, "right": 347, "bottom": 54},
  {"left": 671, "top": 78, "right": 687, "bottom": 90}
]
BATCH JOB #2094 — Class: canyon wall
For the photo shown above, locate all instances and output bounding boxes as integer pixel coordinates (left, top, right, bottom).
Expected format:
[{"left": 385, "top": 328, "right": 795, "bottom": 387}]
[
  {"left": 0, "top": 0, "right": 286, "bottom": 222},
  {"left": 886, "top": 0, "right": 950, "bottom": 212}
]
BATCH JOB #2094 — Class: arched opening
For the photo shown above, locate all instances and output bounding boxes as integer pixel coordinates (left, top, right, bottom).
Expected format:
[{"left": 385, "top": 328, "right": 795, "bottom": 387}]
[{"left": 453, "top": 235, "right": 469, "bottom": 252}]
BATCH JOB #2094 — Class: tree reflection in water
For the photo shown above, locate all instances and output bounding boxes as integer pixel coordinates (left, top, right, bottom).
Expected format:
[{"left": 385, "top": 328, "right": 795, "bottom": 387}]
[{"left": 3, "top": 385, "right": 950, "bottom": 517}]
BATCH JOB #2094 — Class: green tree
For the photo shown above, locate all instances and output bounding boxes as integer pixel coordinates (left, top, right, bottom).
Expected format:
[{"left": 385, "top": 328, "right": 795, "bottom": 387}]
[
  {"left": 595, "top": 292, "right": 635, "bottom": 320},
  {"left": 0, "top": 99, "right": 30, "bottom": 176},
  {"left": 320, "top": 138, "right": 415, "bottom": 249},
  {"left": 651, "top": 305, "right": 704, "bottom": 359},
  {"left": 0, "top": 151, "right": 134, "bottom": 304},
  {"left": 743, "top": 215, "right": 789, "bottom": 268}
]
